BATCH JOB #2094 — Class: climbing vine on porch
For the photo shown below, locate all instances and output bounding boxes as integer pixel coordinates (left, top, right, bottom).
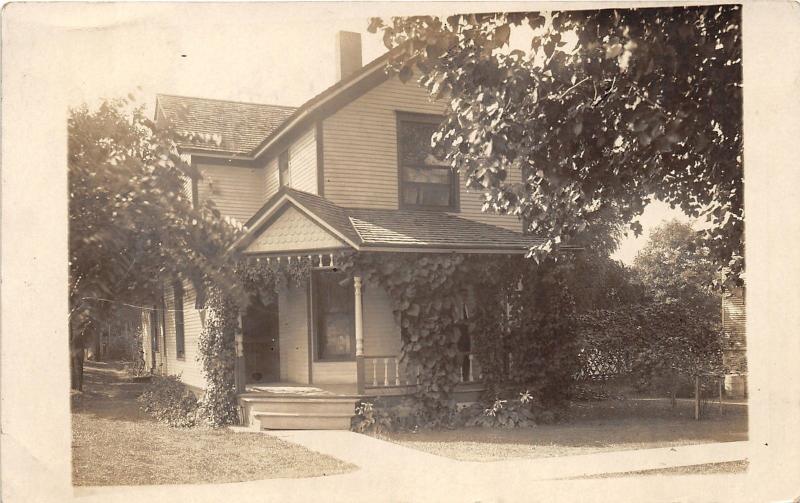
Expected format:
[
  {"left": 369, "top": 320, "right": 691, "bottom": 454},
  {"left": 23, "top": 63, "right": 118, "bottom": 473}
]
[
  {"left": 340, "top": 253, "right": 531, "bottom": 423},
  {"left": 196, "top": 288, "right": 240, "bottom": 427},
  {"left": 195, "top": 255, "right": 321, "bottom": 427},
  {"left": 197, "top": 250, "right": 582, "bottom": 427},
  {"left": 340, "top": 252, "right": 582, "bottom": 425},
  {"left": 235, "top": 255, "right": 316, "bottom": 302}
]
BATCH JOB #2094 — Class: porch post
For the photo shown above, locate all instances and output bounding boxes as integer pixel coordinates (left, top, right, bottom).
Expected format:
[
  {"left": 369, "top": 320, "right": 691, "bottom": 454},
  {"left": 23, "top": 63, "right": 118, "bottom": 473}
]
[{"left": 354, "top": 275, "right": 365, "bottom": 395}]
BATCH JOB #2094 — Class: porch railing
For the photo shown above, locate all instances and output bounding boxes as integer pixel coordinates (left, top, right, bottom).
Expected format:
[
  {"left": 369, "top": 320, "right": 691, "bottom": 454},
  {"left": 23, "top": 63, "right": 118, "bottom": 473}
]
[{"left": 364, "top": 353, "right": 481, "bottom": 388}]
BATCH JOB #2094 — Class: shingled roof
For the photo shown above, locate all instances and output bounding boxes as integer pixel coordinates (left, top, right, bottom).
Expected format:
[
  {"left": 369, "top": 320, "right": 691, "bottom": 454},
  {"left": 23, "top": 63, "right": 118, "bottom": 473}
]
[
  {"left": 236, "top": 188, "right": 542, "bottom": 253},
  {"left": 155, "top": 94, "right": 296, "bottom": 154}
]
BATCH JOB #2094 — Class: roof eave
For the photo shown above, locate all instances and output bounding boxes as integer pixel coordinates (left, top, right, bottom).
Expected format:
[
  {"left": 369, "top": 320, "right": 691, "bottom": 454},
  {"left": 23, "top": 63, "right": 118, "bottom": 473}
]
[
  {"left": 247, "top": 50, "right": 398, "bottom": 160},
  {"left": 359, "top": 245, "right": 532, "bottom": 255},
  {"left": 177, "top": 145, "right": 252, "bottom": 158}
]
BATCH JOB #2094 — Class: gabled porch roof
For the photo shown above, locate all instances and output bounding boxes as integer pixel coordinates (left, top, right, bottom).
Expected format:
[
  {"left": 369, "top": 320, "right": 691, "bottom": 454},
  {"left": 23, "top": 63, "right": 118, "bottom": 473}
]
[{"left": 231, "top": 188, "right": 545, "bottom": 255}]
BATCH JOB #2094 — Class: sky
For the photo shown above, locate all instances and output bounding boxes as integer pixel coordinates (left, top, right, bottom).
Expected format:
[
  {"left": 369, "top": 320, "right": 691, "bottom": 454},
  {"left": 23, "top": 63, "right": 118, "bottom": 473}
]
[
  {"left": 62, "top": 3, "right": 691, "bottom": 265},
  {"left": 611, "top": 201, "right": 693, "bottom": 265},
  {"left": 63, "top": 4, "right": 390, "bottom": 110}
]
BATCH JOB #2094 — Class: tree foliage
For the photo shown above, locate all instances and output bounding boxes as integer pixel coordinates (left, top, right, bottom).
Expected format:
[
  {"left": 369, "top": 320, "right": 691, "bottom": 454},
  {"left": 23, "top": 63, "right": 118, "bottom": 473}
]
[
  {"left": 68, "top": 98, "right": 240, "bottom": 388},
  {"left": 633, "top": 219, "right": 720, "bottom": 319},
  {"left": 368, "top": 5, "right": 743, "bottom": 285}
]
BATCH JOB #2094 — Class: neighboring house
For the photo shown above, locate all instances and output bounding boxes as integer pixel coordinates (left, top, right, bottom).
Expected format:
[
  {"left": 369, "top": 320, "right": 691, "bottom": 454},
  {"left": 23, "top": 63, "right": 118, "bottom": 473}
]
[
  {"left": 722, "top": 286, "right": 746, "bottom": 398},
  {"left": 141, "top": 32, "right": 535, "bottom": 429}
]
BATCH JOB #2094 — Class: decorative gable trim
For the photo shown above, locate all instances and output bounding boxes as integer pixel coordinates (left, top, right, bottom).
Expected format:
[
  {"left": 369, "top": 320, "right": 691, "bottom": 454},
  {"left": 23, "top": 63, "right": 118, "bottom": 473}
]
[
  {"left": 231, "top": 192, "right": 361, "bottom": 253},
  {"left": 244, "top": 205, "right": 348, "bottom": 254}
]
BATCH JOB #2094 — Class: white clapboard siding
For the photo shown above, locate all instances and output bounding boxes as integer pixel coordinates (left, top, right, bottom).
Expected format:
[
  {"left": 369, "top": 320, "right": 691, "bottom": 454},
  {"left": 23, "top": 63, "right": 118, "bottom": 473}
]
[
  {"left": 288, "top": 127, "right": 318, "bottom": 194},
  {"left": 323, "top": 76, "right": 522, "bottom": 231},
  {"left": 264, "top": 157, "right": 280, "bottom": 201},
  {"left": 312, "top": 361, "right": 357, "bottom": 384},
  {"left": 140, "top": 309, "right": 154, "bottom": 370},
  {"left": 196, "top": 163, "right": 266, "bottom": 224},
  {"left": 363, "top": 282, "right": 401, "bottom": 357},
  {"left": 323, "top": 77, "right": 441, "bottom": 209},
  {"left": 278, "top": 284, "right": 310, "bottom": 383},
  {"left": 161, "top": 282, "right": 206, "bottom": 390}
]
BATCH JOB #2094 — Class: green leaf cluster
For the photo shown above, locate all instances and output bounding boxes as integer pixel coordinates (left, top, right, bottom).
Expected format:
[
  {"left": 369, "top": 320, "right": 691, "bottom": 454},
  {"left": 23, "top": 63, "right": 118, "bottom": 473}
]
[
  {"left": 370, "top": 6, "right": 743, "bottom": 286},
  {"left": 69, "top": 98, "right": 241, "bottom": 360}
]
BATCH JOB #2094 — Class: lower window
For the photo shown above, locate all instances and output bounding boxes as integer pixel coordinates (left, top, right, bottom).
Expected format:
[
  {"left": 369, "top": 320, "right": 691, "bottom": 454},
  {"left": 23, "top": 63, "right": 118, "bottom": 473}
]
[{"left": 313, "top": 270, "right": 355, "bottom": 360}]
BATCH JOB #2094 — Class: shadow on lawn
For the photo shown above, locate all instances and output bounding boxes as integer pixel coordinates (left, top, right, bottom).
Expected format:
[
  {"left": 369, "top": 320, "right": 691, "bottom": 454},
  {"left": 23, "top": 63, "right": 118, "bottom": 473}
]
[
  {"left": 71, "top": 362, "right": 152, "bottom": 422},
  {"left": 385, "top": 397, "right": 747, "bottom": 461}
]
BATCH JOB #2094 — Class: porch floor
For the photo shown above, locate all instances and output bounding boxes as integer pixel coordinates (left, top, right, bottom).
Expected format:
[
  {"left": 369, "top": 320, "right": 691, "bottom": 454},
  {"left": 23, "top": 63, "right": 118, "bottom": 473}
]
[
  {"left": 242, "top": 380, "right": 486, "bottom": 400},
  {"left": 243, "top": 382, "right": 363, "bottom": 399}
]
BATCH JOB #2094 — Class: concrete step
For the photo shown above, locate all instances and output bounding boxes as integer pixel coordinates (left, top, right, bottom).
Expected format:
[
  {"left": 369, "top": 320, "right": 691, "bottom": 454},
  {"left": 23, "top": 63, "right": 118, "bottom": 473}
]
[
  {"left": 241, "top": 397, "right": 359, "bottom": 415},
  {"left": 254, "top": 411, "right": 353, "bottom": 430}
]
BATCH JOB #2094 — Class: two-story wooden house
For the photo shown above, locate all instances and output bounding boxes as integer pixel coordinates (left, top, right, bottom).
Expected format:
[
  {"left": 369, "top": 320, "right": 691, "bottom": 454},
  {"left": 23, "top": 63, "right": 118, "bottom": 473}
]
[{"left": 142, "top": 32, "right": 538, "bottom": 429}]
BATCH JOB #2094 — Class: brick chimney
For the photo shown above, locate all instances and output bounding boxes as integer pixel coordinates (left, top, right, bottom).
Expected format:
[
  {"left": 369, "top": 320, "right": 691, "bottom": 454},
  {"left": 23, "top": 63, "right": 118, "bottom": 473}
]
[{"left": 336, "top": 31, "right": 362, "bottom": 81}]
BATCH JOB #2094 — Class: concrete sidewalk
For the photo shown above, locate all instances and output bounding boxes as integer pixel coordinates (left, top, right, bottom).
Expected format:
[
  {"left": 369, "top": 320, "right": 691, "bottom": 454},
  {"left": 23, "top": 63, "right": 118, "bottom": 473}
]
[
  {"left": 262, "top": 430, "right": 750, "bottom": 501},
  {"left": 265, "top": 429, "right": 748, "bottom": 481},
  {"left": 74, "top": 432, "right": 750, "bottom": 503},
  {"left": 476, "top": 441, "right": 749, "bottom": 480}
]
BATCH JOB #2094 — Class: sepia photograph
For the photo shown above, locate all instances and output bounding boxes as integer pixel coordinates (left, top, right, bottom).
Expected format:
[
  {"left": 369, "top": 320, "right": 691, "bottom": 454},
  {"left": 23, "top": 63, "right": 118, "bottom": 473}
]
[{"left": 1, "top": 2, "right": 799, "bottom": 502}]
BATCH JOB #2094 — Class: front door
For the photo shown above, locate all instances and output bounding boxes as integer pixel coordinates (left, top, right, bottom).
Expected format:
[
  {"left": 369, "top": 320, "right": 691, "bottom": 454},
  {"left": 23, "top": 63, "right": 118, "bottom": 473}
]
[{"left": 242, "top": 297, "right": 280, "bottom": 383}]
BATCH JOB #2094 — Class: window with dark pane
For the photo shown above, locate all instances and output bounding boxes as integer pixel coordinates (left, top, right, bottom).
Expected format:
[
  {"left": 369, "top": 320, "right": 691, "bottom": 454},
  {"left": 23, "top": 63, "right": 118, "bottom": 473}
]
[
  {"left": 174, "top": 282, "right": 185, "bottom": 359},
  {"left": 150, "top": 305, "right": 160, "bottom": 353},
  {"left": 397, "top": 114, "right": 457, "bottom": 210},
  {"left": 278, "top": 149, "right": 291, "bottom": 188},
  {"left": 313, "top": 270, "right": 355, "bottom": 360}
]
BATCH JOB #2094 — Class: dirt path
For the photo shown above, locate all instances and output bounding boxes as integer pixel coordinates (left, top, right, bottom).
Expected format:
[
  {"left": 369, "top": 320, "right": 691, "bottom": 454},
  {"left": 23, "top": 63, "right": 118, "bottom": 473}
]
[{"left": 71, "top": 361, "right": 151, "bottom": 421}]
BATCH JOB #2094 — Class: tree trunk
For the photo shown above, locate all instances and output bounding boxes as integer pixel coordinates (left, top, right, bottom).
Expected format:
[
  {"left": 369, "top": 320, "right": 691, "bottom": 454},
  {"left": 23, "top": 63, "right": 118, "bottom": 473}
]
[
  {"left": 694, "top": 375, "right": 701, "bottom": 420},
  {"left": 69, "top": 321, "right": 85, "bottom": 391},
  {"left": 70, "top": 343, "right": 85, "bottom": 391}
]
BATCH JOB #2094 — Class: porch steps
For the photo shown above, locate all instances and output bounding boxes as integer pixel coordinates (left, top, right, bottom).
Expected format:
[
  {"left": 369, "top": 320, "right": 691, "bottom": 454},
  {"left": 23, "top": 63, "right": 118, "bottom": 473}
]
[
  {"left": 253, "top": 411, "right": 353, "bottom": 430},
  {"left": 239, "top": 394, "right": 361, "bottom": 430}
]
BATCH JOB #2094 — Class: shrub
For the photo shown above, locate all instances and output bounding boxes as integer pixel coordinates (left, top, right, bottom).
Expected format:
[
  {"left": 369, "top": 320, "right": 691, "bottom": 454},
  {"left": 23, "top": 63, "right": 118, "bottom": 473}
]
[
  {"left": 138, "top": 375, "right": 199, "bottom": 427},
  {"left": 351, "top": 397, "right": 448, "bottom": 433},
  {"left": 459, "top": 390, "right": 565, "bottom": 428},
  {"left": 574, "top": 302, "right": 725, "bottom": 393},
  {"left": 351, "top": 401, "right": 393, "bottom": 434}
]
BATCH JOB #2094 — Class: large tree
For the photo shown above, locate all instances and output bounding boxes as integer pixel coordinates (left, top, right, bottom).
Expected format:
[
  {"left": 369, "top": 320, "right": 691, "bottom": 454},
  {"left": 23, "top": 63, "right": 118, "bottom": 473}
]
[
  {"left": 633, "top": 219, "right": 720, "bottom": 320},
  {"left": 369, "top": 5, "right": 743, "bottom": 286},
  {"left": 68, "top": 98, "right": 239, "bottom": 389}
]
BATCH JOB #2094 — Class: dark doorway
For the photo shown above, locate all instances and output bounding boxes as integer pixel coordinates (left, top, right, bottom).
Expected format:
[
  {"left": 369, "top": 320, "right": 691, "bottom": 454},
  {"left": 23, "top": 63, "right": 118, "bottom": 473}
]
[{"left": 241, "top": 296, "right": 280, "bottom": 383}]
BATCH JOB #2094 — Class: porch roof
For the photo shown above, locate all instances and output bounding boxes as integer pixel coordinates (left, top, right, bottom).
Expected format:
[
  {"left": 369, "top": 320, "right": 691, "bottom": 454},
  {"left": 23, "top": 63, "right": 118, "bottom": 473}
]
[{"left": 234, "top": 188, "right": 545, "bottom": 254}]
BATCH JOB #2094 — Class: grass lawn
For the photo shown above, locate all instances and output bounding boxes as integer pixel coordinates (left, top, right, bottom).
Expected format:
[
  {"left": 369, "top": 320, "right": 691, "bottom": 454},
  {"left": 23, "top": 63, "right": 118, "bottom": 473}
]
[
  {"left": 576, "top": 459, "right": 748, "bottom": 478},
  {"left": 383, "top": 398, "right": 747, "bottom": 462},
  {"left": 72, "top": 362, "right": 354, "bottom": 486}
]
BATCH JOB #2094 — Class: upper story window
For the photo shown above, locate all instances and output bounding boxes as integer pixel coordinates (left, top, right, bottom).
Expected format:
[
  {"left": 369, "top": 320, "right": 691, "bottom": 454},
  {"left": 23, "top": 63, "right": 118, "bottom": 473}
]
[
  {"left": 396, "top": 113, "right": 458, "bottom": 211},
  {"left": 278, "top": 150, "right": 291, "bottom": 188}
]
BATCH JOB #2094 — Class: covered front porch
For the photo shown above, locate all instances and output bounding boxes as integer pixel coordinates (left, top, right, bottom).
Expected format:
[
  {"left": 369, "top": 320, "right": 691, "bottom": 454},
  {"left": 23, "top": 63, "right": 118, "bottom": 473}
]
[
  {"left": 234, "top": 250, "right": 485, "bottom": 430},
  {"left": 229, "top": 188, "right": 537, "bottom": 429}
]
